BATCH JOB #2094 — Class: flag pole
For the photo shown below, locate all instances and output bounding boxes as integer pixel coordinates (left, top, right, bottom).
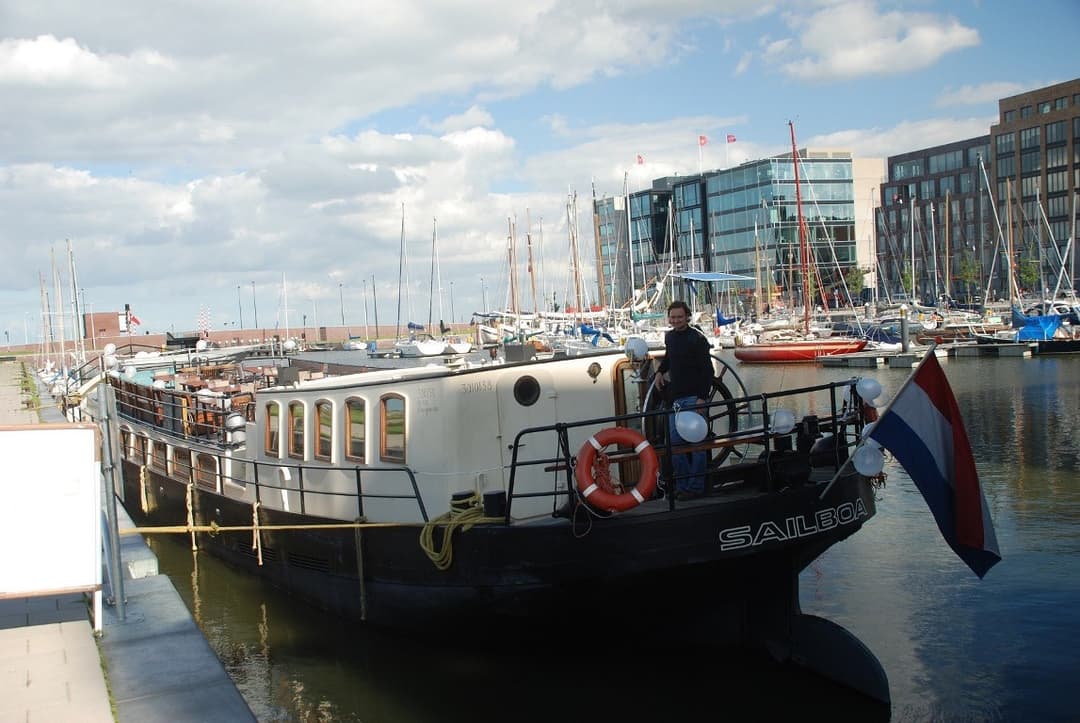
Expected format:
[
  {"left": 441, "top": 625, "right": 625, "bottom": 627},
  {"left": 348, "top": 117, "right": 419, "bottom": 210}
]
[{"left": 817, "top": 342, "right": 939, "bottom": 500}]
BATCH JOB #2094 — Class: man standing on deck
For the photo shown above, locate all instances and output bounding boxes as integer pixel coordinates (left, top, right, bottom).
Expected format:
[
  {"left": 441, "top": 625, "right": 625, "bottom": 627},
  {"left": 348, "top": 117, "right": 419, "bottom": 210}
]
[{"left": 654, "top": 300, "right": 714, "bottom": 500}]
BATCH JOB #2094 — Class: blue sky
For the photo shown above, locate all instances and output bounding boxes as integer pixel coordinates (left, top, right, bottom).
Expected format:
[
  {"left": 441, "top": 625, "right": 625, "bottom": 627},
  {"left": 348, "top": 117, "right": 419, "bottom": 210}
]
[{"left": 0, "top": 0, "right": 1076, "bottom": 345}]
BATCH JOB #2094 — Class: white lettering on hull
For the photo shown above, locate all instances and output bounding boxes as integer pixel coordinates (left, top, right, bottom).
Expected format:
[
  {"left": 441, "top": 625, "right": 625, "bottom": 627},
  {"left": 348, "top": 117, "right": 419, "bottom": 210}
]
[{"left": 718, "top": 499, "right": 869, "bottom": 551}]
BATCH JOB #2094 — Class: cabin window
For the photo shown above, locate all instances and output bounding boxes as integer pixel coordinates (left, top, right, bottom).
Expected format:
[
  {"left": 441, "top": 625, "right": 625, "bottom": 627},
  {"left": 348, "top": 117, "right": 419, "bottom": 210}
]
[
  {"left": 380, "top": 394, "right": 406, "bottom": 463},
  {"left": 315, "top": 400, "right": 333, "bottom": 461},
  {"left": 195, "top": 453, "right": 217, "bottom": 491},
  {"left": 288, "top": 401, "right": 305, "bottom": 459},
  {"left": 150, "top": 440, "right": 167, "bottom": 472},
  {"left": 345, "top": 398, "right": 366, "bottom": 463},
  {"left": 171, "top": 448, "right": 192, "bottom": 482},
  {"left": 265, "top": 402, "right": 280, "bottom": 456},
  {"left": 130, "top": 433, "right": 147, "bottom": 464}
]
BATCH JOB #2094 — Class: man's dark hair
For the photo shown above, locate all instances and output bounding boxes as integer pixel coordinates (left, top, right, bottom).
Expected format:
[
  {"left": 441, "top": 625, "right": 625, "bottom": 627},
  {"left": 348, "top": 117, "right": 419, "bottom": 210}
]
[{"left": 667, "top": 300, "right": 691, "bottom": 315}]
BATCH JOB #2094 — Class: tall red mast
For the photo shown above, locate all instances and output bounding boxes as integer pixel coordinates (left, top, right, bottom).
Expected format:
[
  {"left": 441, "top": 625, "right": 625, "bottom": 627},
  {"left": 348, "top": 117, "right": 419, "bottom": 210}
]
[{"left": 789, "top": 120, "right": 810, "bottom": 335}]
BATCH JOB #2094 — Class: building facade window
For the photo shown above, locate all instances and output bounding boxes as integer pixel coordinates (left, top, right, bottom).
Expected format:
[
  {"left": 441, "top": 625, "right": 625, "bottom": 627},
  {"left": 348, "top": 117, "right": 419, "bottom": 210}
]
[
  {"left": 1045, "top": 120, "right": 1066, "bottom": 144},
  {"left": 1019, "top": 127, "right": 1041, "bottom": 149},
  {"left": 995, "top": 132, "right": 1015, "bottom": 155},
  {"left": 345, "top": 398, "right": 366, "bottom": 462},
  {"left": 1020, "top": 105, "right": 1032, "bottom": 118},
  {"left": 1020, "top": 150, "right": 1042, "bottom": 174},
  {"left": 1054, "top": 96, "right": 1068, "bottom": 111},
  {"left": 1046, "top": 145, "right": 1068, "bottom": 169},
  {"left": 1003, "top": 109, "right": 1016, "bottom": 123},
  {"left": 1046, "top": 170, "right": 1067, "bottom": 194}
]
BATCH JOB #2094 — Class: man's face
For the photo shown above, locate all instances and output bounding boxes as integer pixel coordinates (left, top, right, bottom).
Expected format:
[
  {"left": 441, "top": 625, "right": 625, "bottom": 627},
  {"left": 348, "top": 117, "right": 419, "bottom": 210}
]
[{"left": 668, "top": 307, "right": 689, "bottom": 331}]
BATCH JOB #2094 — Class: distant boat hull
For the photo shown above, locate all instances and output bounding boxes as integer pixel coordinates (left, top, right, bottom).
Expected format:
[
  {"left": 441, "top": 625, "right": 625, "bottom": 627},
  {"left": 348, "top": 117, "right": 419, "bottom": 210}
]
[{"left": 734, "top": 339, "right": 868, "bottom": 363}]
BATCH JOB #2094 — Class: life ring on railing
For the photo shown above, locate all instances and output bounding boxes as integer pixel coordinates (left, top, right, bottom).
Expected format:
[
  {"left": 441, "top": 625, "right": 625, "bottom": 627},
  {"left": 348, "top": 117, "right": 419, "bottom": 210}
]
[{"left": 575, "top": 427, "right": 659, "bottom": 512}]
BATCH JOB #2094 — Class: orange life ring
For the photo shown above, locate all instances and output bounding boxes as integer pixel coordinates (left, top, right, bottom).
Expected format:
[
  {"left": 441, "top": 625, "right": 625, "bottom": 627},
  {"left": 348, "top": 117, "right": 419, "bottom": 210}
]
[{"left": 575, "top": 427, "right": 659, "bottom": 512}]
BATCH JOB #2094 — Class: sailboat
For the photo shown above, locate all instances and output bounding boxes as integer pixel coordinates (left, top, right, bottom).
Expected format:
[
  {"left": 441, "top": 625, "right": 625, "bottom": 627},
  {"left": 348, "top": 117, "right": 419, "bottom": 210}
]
[
  {"left": 394, "top": 208, "right": 446, "bottom": 358},
  {"left": 733, "top": 122, "right": 867, "bottom": 363}
]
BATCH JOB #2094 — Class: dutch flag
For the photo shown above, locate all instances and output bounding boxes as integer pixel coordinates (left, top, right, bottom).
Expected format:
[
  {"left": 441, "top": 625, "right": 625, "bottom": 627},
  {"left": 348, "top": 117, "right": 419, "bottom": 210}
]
[{"left": 868, "top": 350, "right": 1001, "bottom": 578}]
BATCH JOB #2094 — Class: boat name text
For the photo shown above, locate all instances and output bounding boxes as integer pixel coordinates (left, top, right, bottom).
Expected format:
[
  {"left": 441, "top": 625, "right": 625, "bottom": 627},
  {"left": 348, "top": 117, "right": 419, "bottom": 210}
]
[
  {"left": 718, "top": 499, "right": 869, "bottom": 551},
  {"left": 460, "top": 379, "right": 494, "bottom": 394}
]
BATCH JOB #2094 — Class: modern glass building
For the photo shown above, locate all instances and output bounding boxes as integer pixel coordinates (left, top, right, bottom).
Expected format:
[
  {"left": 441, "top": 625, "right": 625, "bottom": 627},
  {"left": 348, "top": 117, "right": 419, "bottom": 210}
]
[{"left": 594, "top": 149, "right": 883, "bottom": 311}]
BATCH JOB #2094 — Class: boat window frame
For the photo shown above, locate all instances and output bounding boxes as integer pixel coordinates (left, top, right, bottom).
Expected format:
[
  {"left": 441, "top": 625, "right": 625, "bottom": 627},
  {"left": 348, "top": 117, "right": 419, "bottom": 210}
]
[
  {"left": 130, "top": 432, "right": 146, "bottom": 465},
  {"left": 195, "top": 453, "right": 218, "bottom": 491},
  {"left": 315, "top": 399, "right": 333, "bottom": 462},
  {"left": 288, "top": 401, "right": 305, "bottom": 460},
  {"left": 345, "top": 397, "right": 366, "bottom": 463},
  {"left": 380, "top": 393, "right": 406, "bottom": 464},
  {"left": 149, "top": 439, "right": 168, "bottom": 473},
  {"left": 171, "top": 446, "right": 193, "bottom": 482},
  {"left": 265, "top": 401, "right": 280, "bottom": 457}
]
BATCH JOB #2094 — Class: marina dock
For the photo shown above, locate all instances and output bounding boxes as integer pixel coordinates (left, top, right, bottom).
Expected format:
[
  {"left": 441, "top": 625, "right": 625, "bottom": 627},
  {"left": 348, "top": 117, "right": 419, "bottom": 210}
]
[
  {"left": 818, "top": 341, "right": 1038, "bottom": 368},
  {"left": 0, "top": 359, "right": 254, "bottom": 722}
]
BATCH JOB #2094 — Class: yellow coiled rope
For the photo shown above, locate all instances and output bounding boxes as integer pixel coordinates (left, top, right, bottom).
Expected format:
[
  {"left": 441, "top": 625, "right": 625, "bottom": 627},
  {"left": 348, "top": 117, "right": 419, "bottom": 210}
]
[{"left": 418, "top": 491, "right": 504, "bottom": 571}]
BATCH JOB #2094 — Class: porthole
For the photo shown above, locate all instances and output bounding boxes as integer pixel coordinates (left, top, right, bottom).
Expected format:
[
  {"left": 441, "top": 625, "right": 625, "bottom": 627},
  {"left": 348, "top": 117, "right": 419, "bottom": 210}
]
[{"left": 513, "top": 376, "right": 541, "bottom": 406}]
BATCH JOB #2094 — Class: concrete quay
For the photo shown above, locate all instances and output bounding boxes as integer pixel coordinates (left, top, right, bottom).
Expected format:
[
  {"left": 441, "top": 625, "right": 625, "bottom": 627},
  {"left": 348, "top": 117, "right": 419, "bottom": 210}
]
[{"left": 0, "top": 358, "right": 254, "bottom": 722}]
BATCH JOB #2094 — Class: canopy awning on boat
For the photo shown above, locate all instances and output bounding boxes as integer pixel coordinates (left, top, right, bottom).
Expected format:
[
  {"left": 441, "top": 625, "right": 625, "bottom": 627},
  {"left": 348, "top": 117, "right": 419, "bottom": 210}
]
[{"left": 671, "top": 271, "right": 753, "bottom": 282}]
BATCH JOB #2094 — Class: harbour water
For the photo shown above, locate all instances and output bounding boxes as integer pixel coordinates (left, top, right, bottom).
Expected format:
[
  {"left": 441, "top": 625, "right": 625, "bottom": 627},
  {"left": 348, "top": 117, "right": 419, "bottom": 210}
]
[{"left": 145, "top": 351, "right": 1079, "bottom": 721}]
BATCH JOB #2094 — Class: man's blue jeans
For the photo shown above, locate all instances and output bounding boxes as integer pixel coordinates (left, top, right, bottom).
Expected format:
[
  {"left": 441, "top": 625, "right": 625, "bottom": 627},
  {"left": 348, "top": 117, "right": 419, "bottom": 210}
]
[{"left": 669, "top": 396, "right": 706, "bottom": 494}]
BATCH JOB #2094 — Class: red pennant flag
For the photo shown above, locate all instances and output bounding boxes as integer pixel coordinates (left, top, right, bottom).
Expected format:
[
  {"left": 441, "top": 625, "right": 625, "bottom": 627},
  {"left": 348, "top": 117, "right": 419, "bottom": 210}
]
[
  {"left": 636, "top": 154, "right": 644, "bottom": 165},
  {"left": 727, "top": 134, "right": 737, "bottom": 143},
  {"left": 698, "top": 135, "right": 708, "bottom": 146}
]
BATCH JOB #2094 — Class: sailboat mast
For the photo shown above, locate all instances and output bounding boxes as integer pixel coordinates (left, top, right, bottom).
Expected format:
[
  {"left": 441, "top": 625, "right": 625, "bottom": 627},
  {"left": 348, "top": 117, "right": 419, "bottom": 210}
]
[
  {"left": 1006, "top": 179, "right": 1016, "bottom": 304},
  {"left": 943, "top": 190, "right": 951, "bottom": 302},
  {"left": 789, "top": 121, "right": 810, "bottom": 335},
  {"left": 930, "top": 200, "right": 939, "bottom": 303},
  {"left": 507, "top": 217, "right": 519, "bottom": 318},
  {"left": 67, "top": 239, "right": 86, "bottom": 363},
  {"left": 625, "top": 172, "right": 635, "bottom": 307},
  {"left": 526, "top": 209, "right": 539, "bottom": 315}
]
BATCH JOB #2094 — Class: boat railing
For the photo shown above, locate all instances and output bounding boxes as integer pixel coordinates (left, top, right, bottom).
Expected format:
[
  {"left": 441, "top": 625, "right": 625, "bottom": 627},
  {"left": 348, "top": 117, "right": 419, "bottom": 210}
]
[{"left": 502, "top": 377, "right": 867, "bottom": 522}]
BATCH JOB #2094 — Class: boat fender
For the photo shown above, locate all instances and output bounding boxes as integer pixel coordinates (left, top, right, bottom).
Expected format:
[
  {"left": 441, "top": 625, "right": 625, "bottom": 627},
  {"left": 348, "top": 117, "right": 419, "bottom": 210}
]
[{"left": 575, "top": 427, "right": 659, "bottom": 512}]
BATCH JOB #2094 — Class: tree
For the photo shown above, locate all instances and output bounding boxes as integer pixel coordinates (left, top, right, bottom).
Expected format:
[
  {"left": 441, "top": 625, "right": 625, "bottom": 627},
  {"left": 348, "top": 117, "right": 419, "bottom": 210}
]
[
  {"left": 845, "top": 266, "right": 866, "bottom": 301},
  {"left": 956, "top": 253, "right": 980, "bottom": 301},
  {"left": 1017, "top": 255, "right": 1040, "bottom": 296}
]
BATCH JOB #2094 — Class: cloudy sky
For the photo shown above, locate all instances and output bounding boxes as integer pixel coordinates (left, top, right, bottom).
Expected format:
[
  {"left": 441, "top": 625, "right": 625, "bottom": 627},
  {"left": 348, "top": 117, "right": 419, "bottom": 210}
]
[{"left": 1, "top": 0, "right": 1075, "bottom": 342}]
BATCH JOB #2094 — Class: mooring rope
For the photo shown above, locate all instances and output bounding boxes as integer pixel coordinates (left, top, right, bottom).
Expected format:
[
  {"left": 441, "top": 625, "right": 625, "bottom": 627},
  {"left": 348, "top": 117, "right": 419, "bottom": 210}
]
[
  {"left": 251, "top": 501, "right": 263, "bottom": 566},
  {"left": 418, "top": 491, "right": 505, "bottom": 571},
  {"left": 185, "top": 482, "right": 197, "bottom": 551},
  {"left": 138, "top": 464, "right": 149, "bottom": 514}
]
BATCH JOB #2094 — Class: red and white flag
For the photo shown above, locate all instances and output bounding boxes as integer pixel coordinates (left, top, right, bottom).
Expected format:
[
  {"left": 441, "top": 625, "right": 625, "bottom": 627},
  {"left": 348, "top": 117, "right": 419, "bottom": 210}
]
[
  {"left": 636, "top": 153, "right": 645, "bottom": 165},
  {"left": 129, "top": 313, "right": 141, "bottom": 327},
  {"left": 727, "top": 134, "right": 737, "bottom": 143},
  {"left": 698, "top": 134, "right": 708, "bottom": 146}
]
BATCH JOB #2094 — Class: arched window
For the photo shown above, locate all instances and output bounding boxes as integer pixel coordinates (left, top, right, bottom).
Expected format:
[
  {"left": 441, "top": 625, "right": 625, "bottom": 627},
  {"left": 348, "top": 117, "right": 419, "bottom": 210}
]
[
  {"left": 288, "top": 401, "right": 305, "bottom": 459},
  {"left": 195, "top": 453, "right": 218, "bottom": 491},
  {"left": 171, "top": 448, "right": 192, "bottom": 481},
  {"left": 380, "top": 394, "right": 405, "bottom": 463},
  {"left": 150, "top": 440, "right": 167, "bottom": 472},
  {"left": 130, "top": 432, "right": 147, "bottom": 465},
  {"left": 315, "top": 400, "right": 333, "bottom": 461},
  {"left": 265, "top": 402, "right": 280, "bottom": 456},
  {"left": 345, "top": 398, "right": 366, "bottom": 463}
]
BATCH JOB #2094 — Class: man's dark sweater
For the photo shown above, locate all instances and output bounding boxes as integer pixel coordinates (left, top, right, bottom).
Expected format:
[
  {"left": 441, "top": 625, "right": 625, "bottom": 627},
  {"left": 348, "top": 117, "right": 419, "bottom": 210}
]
[{"left": 657, "top": 327, "right": 714, "bottom": 401}]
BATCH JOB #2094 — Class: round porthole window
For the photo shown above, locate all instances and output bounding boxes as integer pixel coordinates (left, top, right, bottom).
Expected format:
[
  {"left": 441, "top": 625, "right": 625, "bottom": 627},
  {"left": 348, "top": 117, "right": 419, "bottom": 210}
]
[{"left": 513, "top": 375, "right": 541, "bottom": 406}]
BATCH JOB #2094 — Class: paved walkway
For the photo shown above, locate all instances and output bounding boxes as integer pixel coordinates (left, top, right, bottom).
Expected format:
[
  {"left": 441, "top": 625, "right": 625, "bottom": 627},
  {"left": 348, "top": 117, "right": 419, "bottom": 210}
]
[{"left": 0, "top": 358, "right": 254, "bottom": 722}]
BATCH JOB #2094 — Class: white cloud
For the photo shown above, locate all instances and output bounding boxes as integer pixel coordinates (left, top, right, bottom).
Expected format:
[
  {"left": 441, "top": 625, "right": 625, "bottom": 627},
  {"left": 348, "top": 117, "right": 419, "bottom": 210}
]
[
  {"left": 935, "top": 81, "right": 1052, "bottom": 107},
  {"left": 771, "top": 1, "right": 980, "bottom": 81}
]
